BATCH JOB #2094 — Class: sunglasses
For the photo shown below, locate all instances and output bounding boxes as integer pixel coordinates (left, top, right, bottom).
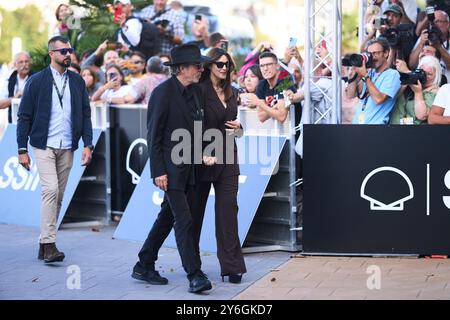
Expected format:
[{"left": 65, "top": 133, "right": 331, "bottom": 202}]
[
  {"left": 214, "top": 61, "right": 230, "bottom": 69},
  {"left": 52, "top": 48, "right": 75, "bottom": 55}
]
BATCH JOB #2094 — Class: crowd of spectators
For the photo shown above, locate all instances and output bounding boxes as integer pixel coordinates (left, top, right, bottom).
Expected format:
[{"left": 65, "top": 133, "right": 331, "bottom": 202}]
[
  {"left": 344, "top": 0, "right": 450, "bottom": 125},
  {"left": 3, "top": 0, "right": 450, "bottom": 129}
]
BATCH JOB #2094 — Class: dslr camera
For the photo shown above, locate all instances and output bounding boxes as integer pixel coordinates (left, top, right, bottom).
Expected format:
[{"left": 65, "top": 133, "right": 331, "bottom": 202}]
[
  {"left": 399, "top": 69, "right": 427, "bottom": 85},
  {"left": 374, "top": 17, "right": 388, "bottom": 29},
  {"left": 383, "top": 24, "right": 414, "bottom": 49},
  {"left": 425, "top": 5, "right": 444, "bottom": 45},
  {"left": 342, "top": 52, "right": 374, "bottom": 68},
  {"left": 155, "top": 19, "right": 170, "bottom": 28}
]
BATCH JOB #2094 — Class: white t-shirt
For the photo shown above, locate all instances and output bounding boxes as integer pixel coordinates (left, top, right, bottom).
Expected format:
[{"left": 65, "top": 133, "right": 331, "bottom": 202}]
[
  {"left": 101, "top": 85, "right": 135, "bottom": 102},
  {"left": 432, "top": 83, "right": 450, "bottom": 116}
]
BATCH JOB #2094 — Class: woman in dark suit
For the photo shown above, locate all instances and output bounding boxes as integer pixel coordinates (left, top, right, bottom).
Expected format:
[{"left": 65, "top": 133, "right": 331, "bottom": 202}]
[{"left": 192, "top": 48, "right": 247, "bottom": 283}]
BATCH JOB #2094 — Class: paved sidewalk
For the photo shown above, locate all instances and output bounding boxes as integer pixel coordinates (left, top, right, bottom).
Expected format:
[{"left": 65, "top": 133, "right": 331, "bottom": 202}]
[
  {"left": 3, "top": 224, "right": 450, "bottom": 300},
  {"left": 235, "top": 255, "right": 450, "bottom": 300},
  {"left": 0, "top": 224, "right": 291, "bottom": 300}
]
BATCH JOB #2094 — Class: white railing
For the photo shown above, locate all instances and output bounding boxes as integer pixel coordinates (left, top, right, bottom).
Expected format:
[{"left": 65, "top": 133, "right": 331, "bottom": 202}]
[
  {"left": 238, "top": 106, "right": 291, "bottom": 137},
  {"left": 10, "top": 99, "right": 108, "bottom": 130}
]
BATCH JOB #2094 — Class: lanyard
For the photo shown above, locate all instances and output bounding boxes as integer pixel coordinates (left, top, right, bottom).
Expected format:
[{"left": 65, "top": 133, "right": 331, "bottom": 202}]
[{"left": 52, "top": 74, "right": 68, "bottom": 109}]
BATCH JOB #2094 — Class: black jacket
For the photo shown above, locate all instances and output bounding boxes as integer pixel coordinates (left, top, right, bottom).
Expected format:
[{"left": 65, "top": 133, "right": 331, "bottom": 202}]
[
  {"left": 7, "top": 70, "right": 33, "bottom": 123},
  {"left": 147, "top": 76, "right": 204, "bottom": 191},
  {"left": 197, "top": 79, "right": 241, "bottom": 182},
  {"left": 17, "top": 67, "right": 92, "bottom": 151}
]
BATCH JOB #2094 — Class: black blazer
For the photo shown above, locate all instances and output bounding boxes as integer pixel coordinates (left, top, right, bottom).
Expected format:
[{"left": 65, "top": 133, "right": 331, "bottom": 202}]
[
  {"left": 147, "top": 76, "right": 203, "bottom": 191},
  {"left": 17, "top": 67, "right": 93, "bottom": 151},
  {"left": 197, "top": 79, "right": 241, "bottom": 182}
]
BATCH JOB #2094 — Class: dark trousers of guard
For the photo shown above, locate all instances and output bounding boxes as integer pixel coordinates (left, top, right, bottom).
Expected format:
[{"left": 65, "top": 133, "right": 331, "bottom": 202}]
[
  {"left": 137, "top": 188, "right": 201, "bottom": 277},
  {"left": 191, "top": 175, "right": 247, "bottom": 276}
]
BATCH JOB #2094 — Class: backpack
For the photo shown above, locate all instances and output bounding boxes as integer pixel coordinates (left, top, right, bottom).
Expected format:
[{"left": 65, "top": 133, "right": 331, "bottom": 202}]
[{"left": 119, "top": 16, "right": 161, "bottom": 59}]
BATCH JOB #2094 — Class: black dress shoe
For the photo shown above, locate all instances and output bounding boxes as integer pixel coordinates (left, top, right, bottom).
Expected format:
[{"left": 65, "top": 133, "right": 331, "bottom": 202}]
[
  {"left": 132, "top": 263, "right": 168, "bottom": 285},
  {"left": 221, "top": 274, "right": 242, "bottom": 284},
  {"left": 188, "top": 271, "right": 212, "bottom": 293}
]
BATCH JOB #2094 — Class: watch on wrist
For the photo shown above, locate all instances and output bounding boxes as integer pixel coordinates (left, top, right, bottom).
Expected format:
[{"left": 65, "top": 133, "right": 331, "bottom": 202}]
[{"left": 18, "top": 149, "right": 28, "bottom": 155}]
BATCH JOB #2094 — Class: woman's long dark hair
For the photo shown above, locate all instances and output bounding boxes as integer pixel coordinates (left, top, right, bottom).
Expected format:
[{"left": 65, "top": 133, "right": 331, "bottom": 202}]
[
  {"left": 105, "top": 64, "right": 127, "bottom": 86},
  {"left": 200, "top": 48, "right": 236, "bottom": 101}
]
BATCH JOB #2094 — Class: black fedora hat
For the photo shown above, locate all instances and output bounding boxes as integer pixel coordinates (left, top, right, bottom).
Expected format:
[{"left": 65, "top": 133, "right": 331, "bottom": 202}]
[{"left": 163, "top": 44, "right": 211, "bottom": 66}]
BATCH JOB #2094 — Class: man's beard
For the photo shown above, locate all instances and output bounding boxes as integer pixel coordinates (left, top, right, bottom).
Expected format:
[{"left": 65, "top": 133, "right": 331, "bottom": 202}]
[
  {"left": 192, "top": 74, "right": 201, "bottom": 83},
  {"left": 57, "top": 58, "right": 71, "bottom": 68}
]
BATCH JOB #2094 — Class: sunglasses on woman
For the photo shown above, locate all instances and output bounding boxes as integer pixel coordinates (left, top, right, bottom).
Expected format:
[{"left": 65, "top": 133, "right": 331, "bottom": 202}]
[
  {"left": 214, "top": 61, "right": 230, "bottom": 69},
  {"left": 52, "top": 48, "right": 75, "bottom": 55}
]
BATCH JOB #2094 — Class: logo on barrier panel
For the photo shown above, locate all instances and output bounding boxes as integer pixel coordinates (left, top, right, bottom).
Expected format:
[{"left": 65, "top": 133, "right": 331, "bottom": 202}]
[
  {"left": 0, "top": 156, "right": 40, "bottom": 191},
  {"left": 360, "top": 166, "right": 414, "bottom": 211},
  {"left": 126, "top": 138, "right": 148, "bottom": 185},
  {"left": 444, "top": 171, "right": 450, "bottom": 210}
]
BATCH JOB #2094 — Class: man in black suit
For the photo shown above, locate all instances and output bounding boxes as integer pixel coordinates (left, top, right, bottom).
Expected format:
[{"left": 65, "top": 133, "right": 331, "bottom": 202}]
[{"left": 131, "top": 44, "right": 212, "bottom": 294}]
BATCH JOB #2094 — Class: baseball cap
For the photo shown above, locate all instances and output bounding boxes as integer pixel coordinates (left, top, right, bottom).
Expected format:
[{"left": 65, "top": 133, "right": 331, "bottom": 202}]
[
  {"left": 384, "top": 4, "right": 403, "bottom": 16},
  {"left": 113, "top": 0, "right": 131, "bottom": 5}
]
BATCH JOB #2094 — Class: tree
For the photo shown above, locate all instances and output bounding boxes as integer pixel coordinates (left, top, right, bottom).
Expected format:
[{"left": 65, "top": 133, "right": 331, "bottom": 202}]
[
  {"left": 29, "top": 0, "right": 151, "bottom": 71},
  {"left": 0, "top": 5, "right": 48, "bottom": 64},
  {"left": 342, "top": 9, "right": 359, "bottom": 54}
]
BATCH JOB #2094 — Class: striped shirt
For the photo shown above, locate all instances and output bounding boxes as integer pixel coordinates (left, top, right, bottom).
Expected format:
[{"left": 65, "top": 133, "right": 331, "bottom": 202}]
[{"left": 137, "top": 5, "right": 185, "bottom": 55}]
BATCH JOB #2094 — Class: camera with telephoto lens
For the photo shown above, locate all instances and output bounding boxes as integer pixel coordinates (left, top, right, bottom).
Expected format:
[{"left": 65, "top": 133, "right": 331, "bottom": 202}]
[
  {"left": 399, "top": 69, "right": 427, "bottom": 86},
  {"left": 342, "top": 52, "right": 374, "bottom": 68},
  {"left": 425, "top": 5, "right": 444, "bottom": 45}
]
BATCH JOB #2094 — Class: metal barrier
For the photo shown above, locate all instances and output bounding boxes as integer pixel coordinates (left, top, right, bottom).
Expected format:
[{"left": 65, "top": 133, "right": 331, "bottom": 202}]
[
  {"left": 63, "top": 102, "right": 110, "bottom": 227},
  {"left": 239, "top": 106, "right": 301, "bottom": 252},
  {"left": 5, "top": 99, "right": 301, "bottom": 252}
]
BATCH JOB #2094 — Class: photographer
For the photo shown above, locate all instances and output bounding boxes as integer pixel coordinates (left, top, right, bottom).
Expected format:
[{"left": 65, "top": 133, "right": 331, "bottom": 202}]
[
  {"left": 115, "top": 0, "right": 162, "bottom": 59},
  {"left": 416, "top": 1, "right": 450, "bottom": 35},
  {"left": 347, "top": 38, "right": 401, "bottom": 124},
  {"left": 361, "top": 4, "right": 416, "bottom": 67},
  {"left": 137, "top": 0, "right": 184, "bottom": 55},
  {"left": 409, "top": 10, "right": 450, "bottom": 81},
  {"left": 390, "top": 56, "right": 441, "bottom": 124}
]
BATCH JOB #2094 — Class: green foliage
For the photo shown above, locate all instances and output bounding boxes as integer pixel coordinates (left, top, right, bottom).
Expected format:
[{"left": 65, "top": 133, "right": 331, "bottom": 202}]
[
  {"left": 28, "top": 0, "right": 152, "bottom": 72},
  {"left": 275, "top": 77, "right": 295, "bottom": 94},
  {"left": 0, "top": 5, "right": 48, "bottom": 64},
  {"left": 30, "top": 44, "right": 51, "bottom": 73},
  {"left": 342, "top": 10, "right": 359, "bottom": 54}
]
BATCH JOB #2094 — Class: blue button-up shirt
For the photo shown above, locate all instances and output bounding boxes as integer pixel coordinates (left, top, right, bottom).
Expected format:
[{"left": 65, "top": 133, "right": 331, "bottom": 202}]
[{"left": 47, "top": 66, "right": 72, "bottom": 149}]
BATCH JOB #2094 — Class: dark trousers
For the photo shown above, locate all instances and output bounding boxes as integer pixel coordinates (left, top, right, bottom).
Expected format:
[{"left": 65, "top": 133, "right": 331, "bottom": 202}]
[
  {"left": 191, "top": 174, "right": 247, "bottom": 276},
  {"left": 138, "top": 188, "right": 201, "bottom": 277}
]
